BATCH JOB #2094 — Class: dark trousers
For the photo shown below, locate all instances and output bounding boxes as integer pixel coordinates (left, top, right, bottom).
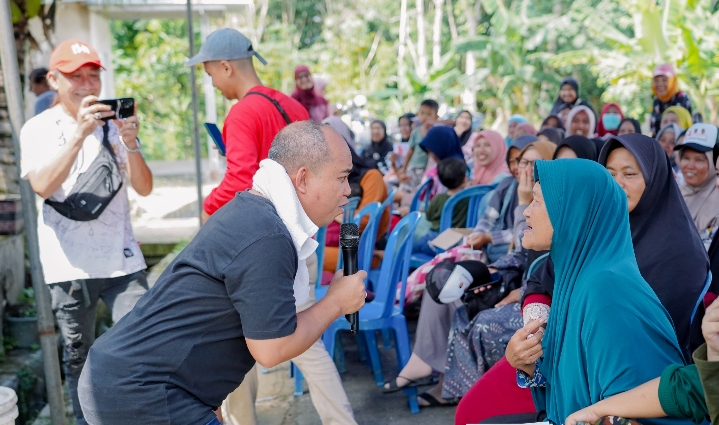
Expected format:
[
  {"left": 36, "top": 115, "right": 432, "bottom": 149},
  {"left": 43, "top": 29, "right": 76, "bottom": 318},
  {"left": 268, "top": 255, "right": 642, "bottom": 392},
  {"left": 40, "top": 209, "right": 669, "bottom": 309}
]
[{"left": 49, "top": 271, "right": 149, "bottom": 425}]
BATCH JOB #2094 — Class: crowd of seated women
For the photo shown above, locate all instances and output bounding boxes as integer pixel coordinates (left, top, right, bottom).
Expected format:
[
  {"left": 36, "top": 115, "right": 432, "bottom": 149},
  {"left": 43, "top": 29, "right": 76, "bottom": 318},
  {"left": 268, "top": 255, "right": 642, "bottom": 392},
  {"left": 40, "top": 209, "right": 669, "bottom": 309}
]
[{"left": 321, "top": 63, "right": 718, "bottom": 424}]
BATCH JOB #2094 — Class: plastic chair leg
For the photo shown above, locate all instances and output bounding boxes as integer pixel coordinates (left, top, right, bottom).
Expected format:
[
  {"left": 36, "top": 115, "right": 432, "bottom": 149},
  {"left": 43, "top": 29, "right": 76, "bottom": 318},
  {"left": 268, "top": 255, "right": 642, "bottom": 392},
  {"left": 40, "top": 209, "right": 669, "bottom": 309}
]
[
  {"left": 392, "top": 316, "right": 412, "bottom": 368},
  {"left": 403, "top": 386, "right": 420, "bottom": 414},
  {"left": 357, "top": 331, "right": 369, "bottom": 363},
  {"left": 381, "top": 329, "right": 393, "bottom": 349},
  {"left": 334, "top": 335, "right": 347, "bottom": 374},
  {"left": 323, "top": 323, "right": 347, "bottom": 374},
  {"left": 293, "top": 364, "right": 304, "bottom": 397},
  {"left": 364, "top": 331, "right": 385, "bottom": 386},
  {"left": 288, "top": 362, "right": 294, "bottom": 378}
]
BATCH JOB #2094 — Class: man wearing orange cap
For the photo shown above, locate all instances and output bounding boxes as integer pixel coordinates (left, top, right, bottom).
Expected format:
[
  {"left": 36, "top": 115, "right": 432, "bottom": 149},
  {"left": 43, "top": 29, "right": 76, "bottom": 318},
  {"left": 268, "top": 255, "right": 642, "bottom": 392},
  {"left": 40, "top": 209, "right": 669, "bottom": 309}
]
[{"left": 19, "top": 39, "right": 153, "bottom": 425}]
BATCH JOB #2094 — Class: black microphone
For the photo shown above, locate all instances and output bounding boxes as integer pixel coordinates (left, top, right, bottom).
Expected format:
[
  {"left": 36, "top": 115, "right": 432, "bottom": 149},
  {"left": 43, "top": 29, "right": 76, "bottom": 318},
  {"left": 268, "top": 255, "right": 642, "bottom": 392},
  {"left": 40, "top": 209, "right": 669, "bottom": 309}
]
[{"left": 340, "top": 223, "right": 360, "bottom": 334}]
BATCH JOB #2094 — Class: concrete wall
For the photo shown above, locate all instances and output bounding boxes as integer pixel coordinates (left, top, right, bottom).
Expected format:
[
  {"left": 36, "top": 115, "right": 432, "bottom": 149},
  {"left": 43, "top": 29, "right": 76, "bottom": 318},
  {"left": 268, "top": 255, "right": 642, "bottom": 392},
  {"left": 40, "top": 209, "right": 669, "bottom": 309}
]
[{"left": 25, "top": 3, "right": 116, "bottom": 114}]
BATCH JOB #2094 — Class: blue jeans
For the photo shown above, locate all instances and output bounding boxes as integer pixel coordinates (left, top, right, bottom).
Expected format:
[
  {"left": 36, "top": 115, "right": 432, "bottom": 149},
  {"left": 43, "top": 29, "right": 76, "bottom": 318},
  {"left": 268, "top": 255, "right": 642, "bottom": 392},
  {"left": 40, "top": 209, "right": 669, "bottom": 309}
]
[
  {"left": 412, "top": 229, "right": 440, "bottom": 256},
  {"left": 205, "top": 418, "right": 222, "bottom": 425}
]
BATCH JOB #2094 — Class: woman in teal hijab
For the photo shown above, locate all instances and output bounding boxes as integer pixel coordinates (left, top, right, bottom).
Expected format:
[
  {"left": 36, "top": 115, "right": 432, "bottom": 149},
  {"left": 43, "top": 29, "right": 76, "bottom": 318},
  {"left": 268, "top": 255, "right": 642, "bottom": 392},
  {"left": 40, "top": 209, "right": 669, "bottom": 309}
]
[{"left": 520, "top": 159, "right": 689, "bottom": 425}]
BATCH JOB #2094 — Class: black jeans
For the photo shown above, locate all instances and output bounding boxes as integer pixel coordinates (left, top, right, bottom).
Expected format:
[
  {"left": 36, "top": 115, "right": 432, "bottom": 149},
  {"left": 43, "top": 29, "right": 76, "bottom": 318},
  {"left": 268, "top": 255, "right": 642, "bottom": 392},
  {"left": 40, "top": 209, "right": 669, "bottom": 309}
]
[{"left": 49, "top": 271, "right": 149, "bottom": 425}]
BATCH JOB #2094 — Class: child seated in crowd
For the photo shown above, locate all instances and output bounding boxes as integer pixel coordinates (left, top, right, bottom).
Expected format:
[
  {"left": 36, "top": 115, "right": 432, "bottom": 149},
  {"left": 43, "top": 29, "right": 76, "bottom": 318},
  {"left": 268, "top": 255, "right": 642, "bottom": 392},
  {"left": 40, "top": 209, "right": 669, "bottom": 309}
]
[{"left": 412, "top": 157, "right": 469, "bottom": 256}]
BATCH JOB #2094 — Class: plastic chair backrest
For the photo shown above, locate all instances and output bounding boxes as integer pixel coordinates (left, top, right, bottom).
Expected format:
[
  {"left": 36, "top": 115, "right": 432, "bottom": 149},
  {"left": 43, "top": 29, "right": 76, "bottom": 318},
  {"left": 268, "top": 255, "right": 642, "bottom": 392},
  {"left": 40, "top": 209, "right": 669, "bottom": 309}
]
[
  {"left": 314, "top": 226, "right": 327, "bottom": 288},
  {"left": 372, "top": 212, "right": 422, "bottom": 318},
  {"left": 336, "top": 202, "right": 382, "bottom": 272},
  {"left": 409, "top": 179, "right": 434, "bottom": 212},
  {"left": 355, "top": 202, "right": 383, "bottom": 273},
  {"left": 379, "top": 188, "right": 398, "bottom": 236},
  {"left": 343, "top": 197, "right": 361, "bottom": 223},
  {"left": 438, "top": 184, "right": 497, "bottom": 232},
  {"left": 527, "top": 253, "right": 549, "bottom": 279},
  {"left": 691, "top": 271, "right": 712, "bottom": 325}
]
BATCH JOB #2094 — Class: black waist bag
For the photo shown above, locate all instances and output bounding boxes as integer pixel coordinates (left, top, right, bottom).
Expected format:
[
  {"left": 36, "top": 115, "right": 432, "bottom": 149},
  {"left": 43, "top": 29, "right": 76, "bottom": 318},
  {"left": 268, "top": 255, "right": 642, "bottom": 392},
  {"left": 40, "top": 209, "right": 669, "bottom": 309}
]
[{"left": 45, "top": 125, "right": 123, "bottom": 221}]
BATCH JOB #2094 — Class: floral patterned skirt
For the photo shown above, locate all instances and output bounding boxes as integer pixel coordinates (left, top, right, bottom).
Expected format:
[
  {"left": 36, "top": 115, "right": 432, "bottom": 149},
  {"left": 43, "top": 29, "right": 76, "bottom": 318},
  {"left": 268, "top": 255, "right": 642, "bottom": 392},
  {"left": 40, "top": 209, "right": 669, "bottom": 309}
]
[{"left": 442, "top": 302, "right": 523, "bottom": 399}]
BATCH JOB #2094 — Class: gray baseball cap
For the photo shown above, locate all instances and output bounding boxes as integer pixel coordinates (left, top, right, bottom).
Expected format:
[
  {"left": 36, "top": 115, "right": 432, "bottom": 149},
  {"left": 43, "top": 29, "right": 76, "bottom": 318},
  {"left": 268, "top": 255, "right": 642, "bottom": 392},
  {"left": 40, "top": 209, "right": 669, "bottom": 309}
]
[{"left": 185, "top": 28, "right": 267, "bottom": 66}]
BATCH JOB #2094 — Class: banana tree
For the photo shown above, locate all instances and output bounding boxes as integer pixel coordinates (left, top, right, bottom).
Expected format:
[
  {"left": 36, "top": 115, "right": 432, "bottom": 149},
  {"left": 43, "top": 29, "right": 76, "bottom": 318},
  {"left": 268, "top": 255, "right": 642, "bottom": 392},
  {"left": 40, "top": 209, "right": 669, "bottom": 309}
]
[
  {"left": 453, "top": 0, "right": 568, "bottom": 129},
  {"left": 549, "top": 0, "right": 719, "bottom": 123}
]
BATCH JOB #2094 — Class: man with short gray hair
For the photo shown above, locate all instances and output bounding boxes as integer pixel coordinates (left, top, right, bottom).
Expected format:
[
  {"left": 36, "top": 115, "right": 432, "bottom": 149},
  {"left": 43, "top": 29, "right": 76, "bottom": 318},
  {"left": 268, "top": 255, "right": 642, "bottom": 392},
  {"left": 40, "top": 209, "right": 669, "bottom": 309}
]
[{"left": 77, "top": 123, "right": 366, "bottom": 425}]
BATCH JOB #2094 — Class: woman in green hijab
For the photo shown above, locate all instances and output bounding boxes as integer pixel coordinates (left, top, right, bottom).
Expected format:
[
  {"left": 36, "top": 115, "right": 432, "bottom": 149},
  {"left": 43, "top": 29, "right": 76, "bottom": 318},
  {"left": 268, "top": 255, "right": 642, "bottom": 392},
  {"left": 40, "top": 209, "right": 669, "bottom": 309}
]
[{"left": 519, "top": 159, "right": 689, "bottom": 425}]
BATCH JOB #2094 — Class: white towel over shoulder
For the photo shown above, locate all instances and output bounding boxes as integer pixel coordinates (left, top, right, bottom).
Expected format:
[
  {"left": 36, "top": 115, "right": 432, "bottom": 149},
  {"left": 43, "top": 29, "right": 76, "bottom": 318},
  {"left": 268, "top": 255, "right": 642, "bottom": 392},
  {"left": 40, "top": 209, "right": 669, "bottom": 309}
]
[{"left": 252, "top": 159, "right": 319, "bottom": 306}]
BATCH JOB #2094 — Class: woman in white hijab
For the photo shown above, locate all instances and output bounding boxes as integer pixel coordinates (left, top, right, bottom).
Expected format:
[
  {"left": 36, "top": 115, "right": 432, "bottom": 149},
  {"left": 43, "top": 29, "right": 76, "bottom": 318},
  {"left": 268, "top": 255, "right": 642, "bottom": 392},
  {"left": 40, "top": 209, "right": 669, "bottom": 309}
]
[
  {"left": 565, "top": 105, "right": 596, "bottom": 138},
  {"left": 675, "top": 124, "right": 719, "bottom": 235}
]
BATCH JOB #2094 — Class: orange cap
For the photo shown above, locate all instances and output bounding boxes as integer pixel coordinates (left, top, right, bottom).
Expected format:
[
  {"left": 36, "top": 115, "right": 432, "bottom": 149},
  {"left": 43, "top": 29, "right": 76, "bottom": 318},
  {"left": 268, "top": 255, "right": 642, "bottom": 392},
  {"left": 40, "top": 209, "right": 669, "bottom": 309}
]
[{"left": 49, "top": 39, "right": 104, "bottom": 73}]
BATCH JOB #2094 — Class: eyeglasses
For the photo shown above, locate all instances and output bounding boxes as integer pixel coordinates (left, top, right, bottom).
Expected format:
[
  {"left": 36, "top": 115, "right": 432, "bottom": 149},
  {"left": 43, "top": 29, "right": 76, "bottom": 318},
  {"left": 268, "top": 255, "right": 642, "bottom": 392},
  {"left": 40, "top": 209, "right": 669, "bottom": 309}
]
[{"left": 517, "top": 159, "right": 535, "bottom": 169}]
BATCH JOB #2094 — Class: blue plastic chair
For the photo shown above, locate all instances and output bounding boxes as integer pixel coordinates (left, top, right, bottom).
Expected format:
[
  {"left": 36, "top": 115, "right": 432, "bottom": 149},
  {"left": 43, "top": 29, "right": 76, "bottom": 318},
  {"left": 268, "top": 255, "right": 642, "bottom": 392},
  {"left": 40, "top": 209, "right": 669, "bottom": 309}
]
[
  {"left": 691, "top": 271, "right": 712, "bottom": 325},
  {"left": 409, "top": 184, "right": 496, "bottom": 269},
  {"left": 296, "top": 203, "right": 383, "bottom": 387},
  {"left": 314, "top": 226, "right": 327, "bottom": 289},
  {"left": 334, "top": 202, "right": 383, "bottom": 273},
  {"left": 368, "top": 188, "right": 399, "bottom": 286},
  {"left": 409, "top": 179, "right": 434, "bottom": 213},
  {"left": 323, "top": 212, "right": 423, "bottom": 413},
  {"left": 344, "top": 196, "right": 361, "bottom": 223},
  {"left": 438, "top": 184, "right": 497, "bottom": 232},
  {"left": 381, "top": 188, "right": 398, "bottom": 237}
]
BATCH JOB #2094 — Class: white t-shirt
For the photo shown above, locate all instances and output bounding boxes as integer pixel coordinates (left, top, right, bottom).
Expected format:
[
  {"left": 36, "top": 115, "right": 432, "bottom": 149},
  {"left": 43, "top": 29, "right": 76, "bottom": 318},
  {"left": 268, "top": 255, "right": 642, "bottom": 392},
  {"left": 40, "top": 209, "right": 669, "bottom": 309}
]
[{"left": 20, "top": 106, "right": 146, "bottom": 284}]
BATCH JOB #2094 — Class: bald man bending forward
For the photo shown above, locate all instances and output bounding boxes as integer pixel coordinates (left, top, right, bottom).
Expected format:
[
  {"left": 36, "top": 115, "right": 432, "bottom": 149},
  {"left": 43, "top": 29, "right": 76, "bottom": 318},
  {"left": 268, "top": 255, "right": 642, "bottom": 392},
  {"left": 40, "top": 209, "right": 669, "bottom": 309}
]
[{"left": 77, "top": 122, "right": 366, "bottom": 425}]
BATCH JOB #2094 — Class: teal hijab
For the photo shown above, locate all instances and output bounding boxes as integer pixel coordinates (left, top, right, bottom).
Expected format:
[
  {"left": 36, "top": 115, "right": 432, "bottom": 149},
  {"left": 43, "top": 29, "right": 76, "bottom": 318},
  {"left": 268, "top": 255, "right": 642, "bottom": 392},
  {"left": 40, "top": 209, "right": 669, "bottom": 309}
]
[{"left": 533, "top": 159, "right": 687, "bottom": 425}]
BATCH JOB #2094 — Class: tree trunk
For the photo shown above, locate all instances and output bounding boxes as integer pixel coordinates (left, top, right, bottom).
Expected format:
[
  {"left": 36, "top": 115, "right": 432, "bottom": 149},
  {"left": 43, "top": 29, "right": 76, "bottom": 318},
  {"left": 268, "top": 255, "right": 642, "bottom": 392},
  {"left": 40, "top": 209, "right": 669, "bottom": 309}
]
[
  {"left": 415, "top": 0, "right": 427, "bottom": 78},
  {"left": 462, "top": 0, "right": 480, "bottom": 112},
  {"left": 432, "top": 0, "right": 442, "bottom": 67},
  {"left": 398, "top": 0, "right": 408, "bottom": 99},
  {"left": 445, "top": 0, "right": 458, "bottom": 41}
]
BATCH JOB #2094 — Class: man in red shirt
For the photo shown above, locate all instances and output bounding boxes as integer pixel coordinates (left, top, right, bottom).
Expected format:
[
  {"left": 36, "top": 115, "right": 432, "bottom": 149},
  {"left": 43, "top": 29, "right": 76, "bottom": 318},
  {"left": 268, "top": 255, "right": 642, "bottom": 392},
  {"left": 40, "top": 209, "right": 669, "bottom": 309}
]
[
  {"left": 187, "top": 29, "right": 357, "bottom": 425},
  {"left": 186, "top": 28, "right": 309, "bottom": 221}
]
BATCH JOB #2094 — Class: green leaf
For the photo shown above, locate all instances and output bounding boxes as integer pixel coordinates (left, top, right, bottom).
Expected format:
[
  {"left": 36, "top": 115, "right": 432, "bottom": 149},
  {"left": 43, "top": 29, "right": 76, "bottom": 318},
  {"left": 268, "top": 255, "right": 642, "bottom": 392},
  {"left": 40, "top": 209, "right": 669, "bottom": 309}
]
[
  {"left": 25, "top": 0, "right": 42, "bottom": 19},
  {"left": 10, "top": 1, "right": 21, "bottom": 24},
  {"left": 368, "top": 88, "right": 399, "bottom": 99},
  {"left": 548, "top": 50, "right": 596, "bottom": 68},
  {"left": 453, "top": 35, "right": 492, "bottom": 54}
]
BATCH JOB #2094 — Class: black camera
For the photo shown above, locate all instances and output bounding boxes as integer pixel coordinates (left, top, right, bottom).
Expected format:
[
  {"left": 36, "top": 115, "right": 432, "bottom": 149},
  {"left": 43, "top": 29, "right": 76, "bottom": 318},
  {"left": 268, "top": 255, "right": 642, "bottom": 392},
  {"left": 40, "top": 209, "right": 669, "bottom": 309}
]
[{"left": 96, "top": 98, "right": 135, "bottom": 119}]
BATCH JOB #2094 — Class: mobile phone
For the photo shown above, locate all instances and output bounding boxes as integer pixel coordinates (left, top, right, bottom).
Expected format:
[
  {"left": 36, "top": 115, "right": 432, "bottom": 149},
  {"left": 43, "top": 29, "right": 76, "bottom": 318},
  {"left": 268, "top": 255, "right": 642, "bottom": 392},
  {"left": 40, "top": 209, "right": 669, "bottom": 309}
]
[
  {"left": 204, "top": 123, "right": 226, "bottom": 156},
  {"left": 97, "top": 98, "right": 135, "bottom": 119}
]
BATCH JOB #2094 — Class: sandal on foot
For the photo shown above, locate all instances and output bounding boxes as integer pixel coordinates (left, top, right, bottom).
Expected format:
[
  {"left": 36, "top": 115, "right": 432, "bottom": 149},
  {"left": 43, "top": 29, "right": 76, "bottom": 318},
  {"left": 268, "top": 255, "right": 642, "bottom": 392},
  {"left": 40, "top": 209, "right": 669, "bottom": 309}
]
[
  {"left": 417, "top": 392, "right": 459, "bottom": 408},
  {"left": 382, "top": 375, "right": 434, "bottom": 394}
]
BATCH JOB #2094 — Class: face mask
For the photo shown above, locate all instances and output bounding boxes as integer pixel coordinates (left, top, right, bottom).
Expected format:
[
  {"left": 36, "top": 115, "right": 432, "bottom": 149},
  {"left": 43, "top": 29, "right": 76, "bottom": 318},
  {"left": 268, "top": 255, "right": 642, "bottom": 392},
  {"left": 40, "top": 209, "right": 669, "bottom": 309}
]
[{"left": 602, "top": 113, "right": 621, "bottom": 130}]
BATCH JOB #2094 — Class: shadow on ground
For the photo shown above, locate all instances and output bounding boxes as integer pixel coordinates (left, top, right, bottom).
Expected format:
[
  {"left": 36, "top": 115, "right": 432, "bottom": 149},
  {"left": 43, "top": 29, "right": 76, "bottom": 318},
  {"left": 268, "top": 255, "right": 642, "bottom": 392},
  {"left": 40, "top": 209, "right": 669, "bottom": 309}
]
[{"left": 259, "top": 320, "right": 456, "bottom": 425}]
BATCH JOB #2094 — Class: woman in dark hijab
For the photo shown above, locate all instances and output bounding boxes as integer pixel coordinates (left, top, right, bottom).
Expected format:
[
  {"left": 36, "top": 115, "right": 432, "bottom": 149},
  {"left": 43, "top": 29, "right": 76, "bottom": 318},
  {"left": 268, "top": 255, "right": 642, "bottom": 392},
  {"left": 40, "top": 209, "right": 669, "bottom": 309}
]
[
  {"left": 526, "top": 134, "right": 708, "bottom": 358},
  {"left": 348, "top": 142, "right": 376, "bottom": 185},
  {"left": 552, "top": 135, "right": 597, "bottom": 161},
  {"left": 549, "top": 77, "right": 596, "bottom": 116},
  {"left": 362, "top": 120, "right": 394, "bottom": 174},
  {"left": 455, "top": 110, "right": 474, "bottom": 147},
  {"left": 601, "top": 134, "right": 708, "bottom": 357},
  {"left": 537, "top": 128, "right": 564, "bottom": 145},
  {"left": 419, "top": 125, "right": 465, "bottom": 162},
  {"left": 618, "top": 118, "right": 642, "bottom": 135},
  {"left": 541, "top": 114, "right": 566, "bottom": 132}
]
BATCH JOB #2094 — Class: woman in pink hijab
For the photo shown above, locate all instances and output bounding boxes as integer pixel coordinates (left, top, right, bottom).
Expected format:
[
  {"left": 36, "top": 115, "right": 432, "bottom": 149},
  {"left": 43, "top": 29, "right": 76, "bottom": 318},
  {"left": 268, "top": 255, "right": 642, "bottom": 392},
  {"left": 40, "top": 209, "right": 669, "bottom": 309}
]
[
  {"left": 469, "top": 130, "right": 511, "bottom": 185},
  {"left": 291, "top": 65, "right": 330, "bottom": 122}
]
